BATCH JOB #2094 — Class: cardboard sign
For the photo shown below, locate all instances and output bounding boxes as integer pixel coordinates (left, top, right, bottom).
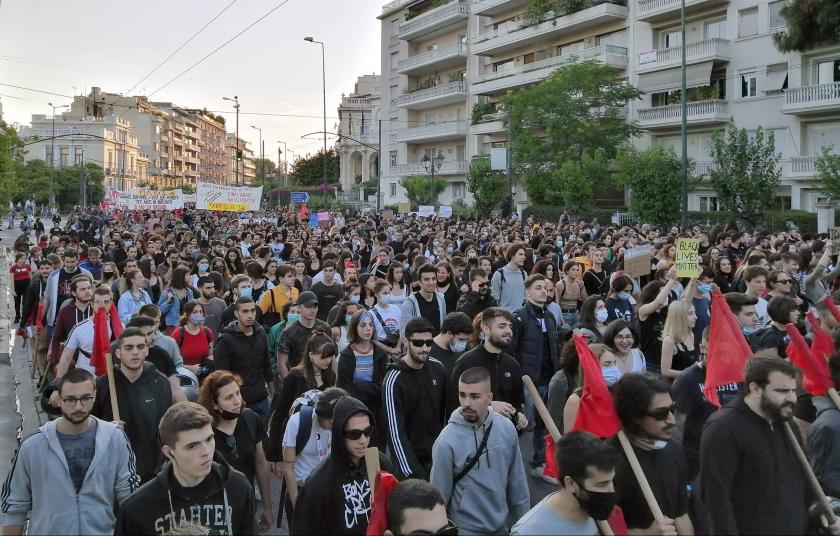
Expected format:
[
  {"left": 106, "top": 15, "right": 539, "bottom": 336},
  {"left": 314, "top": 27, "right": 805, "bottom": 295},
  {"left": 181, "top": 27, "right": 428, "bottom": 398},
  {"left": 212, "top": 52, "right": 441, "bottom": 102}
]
[
  {"left": 383, "top": 210, "right": 394, "bottom": 220},
  {"left": 676, "top": 238, "right": 701, "bottom": 278},
  {"left": 418, "top": 205, "right": 435, "bottom": 217},
  {"left": 438, "top": 206, "right": 453, "bottom": 218},
  {"left": 398, "top": 203, "right": 411, "bottom": 214},
  {"left": 623, "top": 244, "right": 653, "bottom": 278}
]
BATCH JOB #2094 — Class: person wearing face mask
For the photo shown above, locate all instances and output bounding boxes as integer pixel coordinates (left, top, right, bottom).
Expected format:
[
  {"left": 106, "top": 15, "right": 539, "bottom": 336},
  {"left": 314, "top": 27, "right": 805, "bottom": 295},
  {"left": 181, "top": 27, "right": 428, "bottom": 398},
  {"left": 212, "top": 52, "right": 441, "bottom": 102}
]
[
  {"left": 686, "top": 268, "right": 714, "bottom": 348},
  {"left": 610, "top": 373, "right": 691, "bottom": 536},
  {"left": 512, "top": 431, "right": 620, "bottom": 535},
  {"left": 562, "top": 344, "right": 622, "bottom": 434},
  {"left": 429, "top": 312, "right": 474, "bottom": 377},
  {"left": 221, "top": 274, "right": 264, "bottom": 328},
  {"left": 172, "top": 301, "right": 215, "bottom": 377},
  {"left": 277, "top": 292, "right": 331, "bottom": 381},
  {"left": 605, "top": 275, "right": 635, "bottom": 324},
  {"left": 370, "top": 281, "right": 403, "bottom": 357},
  {"left": 383, "top": 318, "right": 448, "bottom": 481},
  {"left": 575, "top": 296, "right": 610, "bottom": 343}
]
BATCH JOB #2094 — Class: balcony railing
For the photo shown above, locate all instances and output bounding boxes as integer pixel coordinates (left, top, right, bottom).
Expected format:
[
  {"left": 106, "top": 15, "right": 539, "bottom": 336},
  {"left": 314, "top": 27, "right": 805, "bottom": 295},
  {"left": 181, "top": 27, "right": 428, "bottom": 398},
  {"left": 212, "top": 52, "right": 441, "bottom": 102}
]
[
  {"left": 473, "top": 45, "right": 628, "bottom": 85},
  {"left": 791, "top": 155, "right": 817, "bottom": 173},
  {"left": 391, "top": 80, "right": 468, "bottom": 108},
  {"left": 637, "top": 0, "right": 726, "bottom": 20},
  {"left": 398, "top": 2, "right": 468, "bottom": 39},
  {"left": 390, "top": 120, "right": 469, "bottom": 143},
  {"left": 639, "top": 38, "right": 729, "bottom": 70},
  {"left": 472, "top": 0, "right": 529, "bottom": 16},
  {"left": 382, "top": 0, "right": 414, "bottom": 13},
  {"left": 784, "top": 81, "right": 840, "bottom": 108},
  {"left": 392, "top": 160, "right": 469, "bottom": 175},
  {"left": 694, "top": 161, "right": 717, "bottom": 176},
  {"left": 637, "top": 100, "right": 729, "bottom": 126},
  {"left": 342, "top": 97, "right": 371, "bottom": 105},
  {"left": 398, "top": 42, "right": 467, "bottom": 72}
]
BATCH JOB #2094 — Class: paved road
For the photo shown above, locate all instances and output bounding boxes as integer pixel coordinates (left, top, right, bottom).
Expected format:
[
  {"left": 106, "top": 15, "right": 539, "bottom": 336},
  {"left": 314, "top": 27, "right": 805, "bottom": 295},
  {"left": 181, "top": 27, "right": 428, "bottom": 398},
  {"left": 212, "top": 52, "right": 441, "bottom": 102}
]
[{"left": 0, "top": 217, "right": 555, "bottom": 534}]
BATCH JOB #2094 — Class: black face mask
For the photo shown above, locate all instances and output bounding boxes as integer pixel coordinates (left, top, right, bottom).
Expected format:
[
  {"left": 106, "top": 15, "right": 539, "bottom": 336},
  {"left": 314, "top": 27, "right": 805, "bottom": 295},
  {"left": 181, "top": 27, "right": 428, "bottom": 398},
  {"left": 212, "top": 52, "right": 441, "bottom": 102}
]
[
  {"left": 573, "top": 481, "right": 618, "bottom": 521},
  {"left": 219, "top": 409, "right": 241, "bottom": 421}
]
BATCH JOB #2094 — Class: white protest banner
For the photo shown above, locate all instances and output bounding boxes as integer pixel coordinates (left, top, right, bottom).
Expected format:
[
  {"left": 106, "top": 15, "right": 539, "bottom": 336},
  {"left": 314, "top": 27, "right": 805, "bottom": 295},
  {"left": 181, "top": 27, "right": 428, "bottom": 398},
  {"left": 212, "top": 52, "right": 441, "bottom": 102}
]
[
  {"left": 183, "top": 192, "right": 197, "bottom": 204},
  {"left": 125, "top": 188, "right": 184, "bottom": 211},
  {"left": 418, "top": 205, "right": 435, "bottom": 217},
  {"left": 438, "top": 206, "right": 453, "bottom": 218},
  {"left": 196, "top": 182, "right": 263, "bottom": 212}
]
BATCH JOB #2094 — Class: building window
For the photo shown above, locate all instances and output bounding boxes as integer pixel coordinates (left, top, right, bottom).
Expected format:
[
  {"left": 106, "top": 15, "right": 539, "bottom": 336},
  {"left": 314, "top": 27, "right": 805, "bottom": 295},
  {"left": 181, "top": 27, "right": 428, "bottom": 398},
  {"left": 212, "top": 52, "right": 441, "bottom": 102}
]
[
  {"left": 741, "top": 72, "right": 758, "bottom": 97},
  {"left": 704, "top": 19, "right": 726, "bottom": 40},
  {"left": 390, "top": 19, "right": 399, "bottom": 37},
  {"left": 660, "top": 28, "right": 682, "bottom": 49},
  {"left": 523, "top": 52, "right": 536, "bottom": 64},
  {"left": 389, "top": 151, "right": 398, "bottom": 167},
  {"left": 560, "top": 41, "right": 583, "bottom": 55},
  {"left": 390, "top": 52, "right": 399, "bottom": 72},
  {"left": 816, "top": 59, "right": 840, "bottom": 85},
  {"left": 699, "top": 196, "right": 719, "bottom": 212},
  {"left": 768, "top": 0, "right": 786, "bottom": 29},
  {"left": 765, "top": 63, "right": 789, "bottom": 95},
  {"left": 390, "top": 183, "right": 397, "bottom": 197},
  {"left": 456, "top": 144, "right": 466, "bottom": 161},
  {"left": 452, "top": 182, "right": 466, "bottom": 198},
  {"left": 423, "top": 113, "right": 437, "bottom": 125},
  {"left": 59, "top": 146, "right": 69, "bottom": 167},
  {"left": 738, "top": 7, "right": 758, "bottom": 37},
  {"left": 769, "top": 128, "right": 787, "bottom": 157},
  {"left": 45, "top": 146, "right": 53, "bottom": 165},
  {"left": 74, "top": 146, "right": 83, "bottom": 166},
  {"left": 493, "top": 59, "right": 515, "bottom": 73}
]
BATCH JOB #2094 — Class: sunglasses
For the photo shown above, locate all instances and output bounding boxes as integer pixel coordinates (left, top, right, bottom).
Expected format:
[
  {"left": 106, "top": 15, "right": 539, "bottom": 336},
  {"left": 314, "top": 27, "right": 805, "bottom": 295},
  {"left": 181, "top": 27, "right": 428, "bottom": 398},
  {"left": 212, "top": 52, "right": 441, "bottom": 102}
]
[
  {"left": 777, "top": 279, "right": 791, "bottom": 284},
  {"left": 410, "top": 339, "right": 434, "bottom": 348},
  {"left": 342, "top": 426, "right": 373, "bottom": 440},
  {"left": 645, "top": 403, "right": 677, "bottom": 421},
  {"left": 398, "top": 521, "right": 459, "bottom": 536}
]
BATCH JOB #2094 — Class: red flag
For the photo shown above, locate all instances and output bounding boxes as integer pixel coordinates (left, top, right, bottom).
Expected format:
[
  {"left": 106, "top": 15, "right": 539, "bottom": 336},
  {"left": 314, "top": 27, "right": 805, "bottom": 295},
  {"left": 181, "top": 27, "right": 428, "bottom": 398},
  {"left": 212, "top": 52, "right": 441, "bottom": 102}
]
[
  {"left": 826, "top": 298, "right": 840, "bottom": 323},
  {"left": 34, "top": 300, "right": 45, "bottom": 331},
  {"left": 109, "top": 303, "right": 124, "bottom": 340},
  {"left": 365, "top": 470, "right": 399, "bottom": 536},
  {"left": 807, "top": 311, "right": 836, "bottom": 362},
  {"left": 299, "top": 202, "right": 308, "bottom": 219},
  {"left": 543, "top": 435, "right": 558, "bottom": 480},
  {"left": 704, "top": 292, "right": 753, "bottom": 406},
  {"left": 89, "top": 308, "right": 111, "bottom": 377},
  {"left": 786, "top": 324, "right": 832, "bottom": 396},
  {"left": 571, "top": 335, "right": 621, "bottom": 438}
]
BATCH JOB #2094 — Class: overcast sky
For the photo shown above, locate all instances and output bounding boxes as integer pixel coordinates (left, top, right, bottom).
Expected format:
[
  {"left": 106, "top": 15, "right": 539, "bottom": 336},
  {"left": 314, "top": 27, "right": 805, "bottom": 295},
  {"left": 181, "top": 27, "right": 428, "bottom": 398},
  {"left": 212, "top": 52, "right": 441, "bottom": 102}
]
[{"left": 0, "top": 0, "right": 382, "bottom": 162}]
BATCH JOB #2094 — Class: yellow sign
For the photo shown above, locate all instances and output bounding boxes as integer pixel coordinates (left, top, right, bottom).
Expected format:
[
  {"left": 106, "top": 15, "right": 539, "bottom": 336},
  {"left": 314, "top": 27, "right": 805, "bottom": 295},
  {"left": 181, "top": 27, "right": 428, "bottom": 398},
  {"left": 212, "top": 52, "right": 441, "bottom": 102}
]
[
  {"left": 398, "top": 203, "right": 411, "bottom": 214},
  {"left": 208, "top": 202, "right": 249, "bottom": 212},
  {"left": 675, "top": 238, "right": 701, "bottom": 278}
]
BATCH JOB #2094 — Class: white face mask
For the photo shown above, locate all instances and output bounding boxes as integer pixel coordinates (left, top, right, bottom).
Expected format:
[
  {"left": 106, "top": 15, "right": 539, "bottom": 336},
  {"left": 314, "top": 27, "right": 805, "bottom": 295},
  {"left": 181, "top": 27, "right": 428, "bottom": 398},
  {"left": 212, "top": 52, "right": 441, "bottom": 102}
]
[
  {"left": 595, "top": 308, "right": 609, "bottom": 323},
  {"left": 450, "top": 339, "right": 468, "bottom": 353}
]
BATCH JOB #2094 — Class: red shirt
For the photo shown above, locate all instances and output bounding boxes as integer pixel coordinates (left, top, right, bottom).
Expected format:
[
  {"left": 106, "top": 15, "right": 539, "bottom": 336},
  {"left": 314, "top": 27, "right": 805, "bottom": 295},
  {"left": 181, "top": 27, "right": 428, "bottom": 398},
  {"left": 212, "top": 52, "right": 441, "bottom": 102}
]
[
  {"left": 174, "top": 326, "right": 214, "bottom": 366},
  {"left": 10, "top": 263, "right": 31, "bottom": 282}
]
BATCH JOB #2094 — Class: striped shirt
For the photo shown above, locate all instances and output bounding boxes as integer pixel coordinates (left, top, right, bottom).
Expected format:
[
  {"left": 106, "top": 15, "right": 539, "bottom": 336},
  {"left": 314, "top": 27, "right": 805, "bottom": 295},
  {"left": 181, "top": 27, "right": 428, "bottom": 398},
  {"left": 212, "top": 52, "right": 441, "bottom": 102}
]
[{"left": 352, "top": 354, "right": 374, "bottom": 383}]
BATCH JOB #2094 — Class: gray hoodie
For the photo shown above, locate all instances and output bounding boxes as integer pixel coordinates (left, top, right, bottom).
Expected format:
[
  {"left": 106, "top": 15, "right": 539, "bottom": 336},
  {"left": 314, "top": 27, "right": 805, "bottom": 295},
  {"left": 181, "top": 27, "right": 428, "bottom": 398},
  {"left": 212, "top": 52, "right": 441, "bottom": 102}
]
[
  {"left": 1, "top": 417, "right": 139, "bottom": 535},
  {"left": 807, "top": 395, "right": 840, "bottom": 497},
  {"left": 399, "top": 291, "right": 446, "bottom": 336},
  {"left": 490, "top": 266, "right": 527, "bottom": 311},
  {"left": 430, "top": 407, "right": 530, "bottom": 535}
]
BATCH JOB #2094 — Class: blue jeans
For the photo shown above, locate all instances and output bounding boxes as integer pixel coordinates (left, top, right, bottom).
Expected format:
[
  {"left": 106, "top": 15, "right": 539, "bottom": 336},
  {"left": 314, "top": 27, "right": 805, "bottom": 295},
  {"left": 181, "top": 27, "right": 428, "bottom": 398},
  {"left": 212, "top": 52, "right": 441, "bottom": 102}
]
[
  {"left": 561, "top": 310, "right": 579, "bottom": 330},
  {"left": 523, "top": 383, "right": 549, "bottom": 468}
]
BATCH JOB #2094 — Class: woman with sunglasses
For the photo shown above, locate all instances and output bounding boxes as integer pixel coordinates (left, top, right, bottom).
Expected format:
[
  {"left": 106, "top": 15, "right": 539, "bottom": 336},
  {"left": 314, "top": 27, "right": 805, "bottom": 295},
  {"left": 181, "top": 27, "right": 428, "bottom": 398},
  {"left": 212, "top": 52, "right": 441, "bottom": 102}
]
[
  {"left": 766, "top": 270, "right": 794, "bottom": 300},
  {"left": 198, "top": 370, "right": 273, "bottom": 532}
]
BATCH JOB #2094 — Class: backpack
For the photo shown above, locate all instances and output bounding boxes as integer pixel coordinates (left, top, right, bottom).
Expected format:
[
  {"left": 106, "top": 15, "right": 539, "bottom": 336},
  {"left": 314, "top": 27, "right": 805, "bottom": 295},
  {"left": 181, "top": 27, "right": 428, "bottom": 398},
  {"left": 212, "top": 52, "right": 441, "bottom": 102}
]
[{"left": 173, "top": 326, "right": 211, "bottom": 347}]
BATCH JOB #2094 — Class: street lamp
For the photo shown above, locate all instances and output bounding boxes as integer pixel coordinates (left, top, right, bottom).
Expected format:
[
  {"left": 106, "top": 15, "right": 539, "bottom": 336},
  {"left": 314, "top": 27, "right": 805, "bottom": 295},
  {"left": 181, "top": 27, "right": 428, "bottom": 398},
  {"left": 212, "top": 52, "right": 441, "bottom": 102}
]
[
  {"left": 222, "top": 96, "right": 240, "bottom": 185},
  {"left": 251, "top": 125, "right": 263, "bottom": 188},
  {"left": 277, "top": 141, "right": 289, "bottom": 187},
  {"left": 420, "top": 150, "right": 445, "bottom": 205},
  {"left": 304, "top": 36, "right": 328, "bottom": 206},
  {"left": 48, "top": 102, "right": 70, "bottom": 206}
]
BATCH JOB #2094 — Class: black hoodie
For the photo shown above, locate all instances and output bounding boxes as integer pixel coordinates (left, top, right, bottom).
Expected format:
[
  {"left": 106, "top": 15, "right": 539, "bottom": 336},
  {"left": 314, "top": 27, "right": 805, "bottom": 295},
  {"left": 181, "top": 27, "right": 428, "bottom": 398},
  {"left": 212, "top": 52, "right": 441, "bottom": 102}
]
[
  {"left": 92, "top": 362, "right": 173, "bottom": 484},
  {"left": 291, "top": 396, "right": 391, "bottom": 535},
  {"left": 114, "top": 451, "right": 256, "bottom": 535},
  {"left": 214, "top": 321, "right": 273, "bottom": 405}
]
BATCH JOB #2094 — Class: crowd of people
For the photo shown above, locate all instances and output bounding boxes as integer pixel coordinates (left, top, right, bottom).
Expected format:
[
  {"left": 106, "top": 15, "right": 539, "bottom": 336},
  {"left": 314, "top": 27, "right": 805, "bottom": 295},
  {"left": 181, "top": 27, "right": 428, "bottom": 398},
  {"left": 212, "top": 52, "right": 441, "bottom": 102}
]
[{"left": 3, "top": 203, "right": 840, "bottom": 535}]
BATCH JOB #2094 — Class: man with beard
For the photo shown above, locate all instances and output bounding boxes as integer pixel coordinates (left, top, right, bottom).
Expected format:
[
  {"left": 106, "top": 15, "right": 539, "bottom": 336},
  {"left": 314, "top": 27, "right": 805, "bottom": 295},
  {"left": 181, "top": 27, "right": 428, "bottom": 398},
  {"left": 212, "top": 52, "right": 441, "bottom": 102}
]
[
  {"left": 430, "top": 367, "right": 530, "bottom": 534},
  {"left": 384, "top": 317, "right": 448, "bottom": 480},
  {"left": 699, "top": 357, "right": 834, "bottom": 535},
  {"left": 47, "top": 274, "right": 93, "bottom": 371},
  {"left": 449, "top": 307, "right": 528, "bottom": 431},
  {"left": 611, "top": 373, "right": 690, "bottom": 535},
  {"left": 43, "top": 248, "right": 93, "bottom": 340},
  {"left": 92, "top": 327, "right": 173, "bottom": 484},
  {"left": 195, "top": 276, "right": 227, "bottom": 336},
  {"left": 2, "top": 368, "right": 138, "bottom": 535}
]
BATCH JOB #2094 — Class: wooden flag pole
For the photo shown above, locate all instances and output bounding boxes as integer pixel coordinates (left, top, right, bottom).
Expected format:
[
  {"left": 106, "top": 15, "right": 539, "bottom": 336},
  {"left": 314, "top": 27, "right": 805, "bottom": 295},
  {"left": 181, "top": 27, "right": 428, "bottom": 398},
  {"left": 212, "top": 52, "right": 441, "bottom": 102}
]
[
  {"left": 365, "top": 447, "right": 380, "bottom": 507},
  {"left": 522, "top": 376, "right": 614, "bottom": 536},
  {"left": 827, "top": 388, "right": 840, "bottom": 413},
  {"left": 105, "top": 352, "right": 120, "bottom": 422},
  {"left": 617, "top": 430, "right": 666, "bottom": 523},
  {"left": 783, "top": 422, "right": 837, "bottom": 525}
]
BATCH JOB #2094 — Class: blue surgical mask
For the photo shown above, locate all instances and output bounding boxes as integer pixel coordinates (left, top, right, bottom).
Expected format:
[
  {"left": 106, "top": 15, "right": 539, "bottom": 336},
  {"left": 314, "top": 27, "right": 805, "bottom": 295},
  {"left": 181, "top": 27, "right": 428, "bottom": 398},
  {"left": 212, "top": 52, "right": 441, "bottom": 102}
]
[
  {"left": 190, "top": 314, "right": 205, "bottom": 324},
  {"left": 478, "top": 333, "right": 486, "bottom": 343},
  {"left": 239, "top": 287, "right": 252, "bottom": 299},
  {"left": 742, "top": 326, "right": 755, "bottom": 335},
  {"left": 602, "top": 366, "right": 621, "bottom": 386},
  {"left": 287, "top": 312, "right": 300, "bottom": 324},
  {"left": 123, "top": 240, "right": 133, "bottom": 248},
  {"left": 344, "top": 314, "right": 353, "bottom": 325},
  {"left": 618, "top": 291, "right": 631, "bottom": 301},
  {"left": 450, "top": 339, "right": 468, "bottom": 353},
  {"left": 595, "top": 308, "right": 609, "bottom": 323},
  {"left": 350, "top": 294, "right": 360, "bottom": 303},
  {"left": 697, "top": 283, "right": 712, "bottom": 293},
  {"left": 198, "top": 263, "right": 209, "bottom": 272},
  {"left": 379, "top": 295, "right": 390, "bottom": 305},
  {"left": 446, "top": 247, "right": 454, "bottom": 254},
  {"left": 403, "top": 263, "right": 410, "bottom": 271}
]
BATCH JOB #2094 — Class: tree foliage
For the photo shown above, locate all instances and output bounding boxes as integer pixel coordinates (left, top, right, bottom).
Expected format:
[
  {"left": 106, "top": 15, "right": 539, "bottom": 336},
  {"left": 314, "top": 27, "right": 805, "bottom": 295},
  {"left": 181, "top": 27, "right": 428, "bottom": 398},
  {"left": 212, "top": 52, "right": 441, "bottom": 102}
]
[
  {"left": 0, "top": 122, "right": 22, "bottom": 209},
  {"left": 708, "top": 121, "right": 782, "bottom": 226},
  {"left": 399, "top": 174, "right": 447, "bottom": 207},
  {"left": 773, "top": 0, "right": 840, "bottom": 52},
  {"left": 816, "top": 147, "right": 840, "bottom": 202},
  {"left": 466, "top": 155, "right": 508, "bottom": 214},
  {"left": 615, "top": 146, "right": 688, "bottom": 225},
  {"left": 13, "top": 159, "right": 104, "bottom": 209},
  {"left": 503, "top": 60, "right": 641, "bottom": 207},
  {"left": 290, "top": 148, "right": 339, "bottom": 187},
  {"left": 252, "top": 158, "right": 277, "bottom": 186}
]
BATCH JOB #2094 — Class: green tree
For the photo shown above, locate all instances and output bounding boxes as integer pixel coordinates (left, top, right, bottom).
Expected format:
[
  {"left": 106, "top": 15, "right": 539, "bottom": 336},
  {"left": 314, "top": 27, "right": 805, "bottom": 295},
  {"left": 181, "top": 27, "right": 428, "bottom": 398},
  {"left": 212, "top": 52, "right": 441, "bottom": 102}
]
[
  {"left": 54, "top": 163, "right": 105, "bottom": 209},
  {"left": 399, "top": 175, "right": 446, "bottom": 207},
  {"left": 0, "top": 121, "right": 22, "bottom": 209},
  {"left": 290, "top": 148, "right": 339, "bottom": 186},
  {"left": 773, "top": 0, "right": 840, "bottom": 52},
  {"left": 615, "top": 146, "right": 688, "bottom": 225},
  {"left": 503, "top": 60, "right": 641, "bottom": 208},
  {"left": 466, "top": 155, "right": 508, "bottom": 214},
  {"left": 816, "top": 147, "right": 840, "bottom": 201},
  {"left": 252, "top": 158, "right": 277, "bottom": 187},
  {"left": 708, "top": 121, "right": 782, "bottom": 226},
  {"left": 14, "top": 159, "right": 52, "bottom": 204}
]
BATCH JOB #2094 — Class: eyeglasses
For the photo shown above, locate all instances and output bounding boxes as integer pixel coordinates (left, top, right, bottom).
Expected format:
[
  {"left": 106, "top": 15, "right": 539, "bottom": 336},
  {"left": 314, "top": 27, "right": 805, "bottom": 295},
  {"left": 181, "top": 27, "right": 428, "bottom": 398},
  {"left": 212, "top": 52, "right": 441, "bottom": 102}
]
[
  {"left": 223, "top": 434, "right": 239, "bottom": 459},
  {"left": 398, "top": 521, "right": 459, "bottom": 536},
  {"left": 645, "top": 403, "right": 676, "bottom": 421},
  {"left": 62, "top": 395, "right": 95, "bottom": 406},
  {"left": 615, "top": 334, "right": 634, "bottom": 340},
  {"left": 409, "top": 339, "right": 434, "bottom": 348},
  {"left": 342, "top": 426, "right": 373, "bottom": 440}
]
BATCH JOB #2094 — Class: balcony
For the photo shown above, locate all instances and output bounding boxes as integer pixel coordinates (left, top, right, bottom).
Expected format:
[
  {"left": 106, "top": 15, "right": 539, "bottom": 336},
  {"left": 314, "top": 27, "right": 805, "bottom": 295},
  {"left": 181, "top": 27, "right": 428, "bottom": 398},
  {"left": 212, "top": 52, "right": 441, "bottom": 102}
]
[
  {"left": 783, "top": 82, "right": 840, "bottom": 114},
  {"left": 790, "top": 156, "right": 817, "bottom": 176},
  {"left": 472, "top": 0, "right": 529, "bottom": 16},
  {"left": 472, "top": 1, "right": 628, "bottom": 56},
  {"left": 636, "top": 0, "right": 729, "bottom": 23},
  {"left": 390, "top": 120, "right": 469, "bottom": 143},
  {"left": 472, "top": 111, "right": 508, "bottom": 135},
  {"left": 391, "top": 80, "right": 468, "bottom": 109},
  {"left": 637, "top": 99, "right": 729, "bottom": 129},
  {"left": 392, "top": 160, "right": 469, "bottom": 175},
  {"left": 398, "top": 2, "right": 468, "bottom": 40},
  {"left": 341, "top": 97, "right": 372, "bottom": 108},
  {"left": 637, "top": 39, "right": 729, "bottom": 73},
  {"left": 472, "top": 45, "right": 628, "bottom": 95},
  {"left": 398, "top": 43, "right": 468, "bottom": 75}
]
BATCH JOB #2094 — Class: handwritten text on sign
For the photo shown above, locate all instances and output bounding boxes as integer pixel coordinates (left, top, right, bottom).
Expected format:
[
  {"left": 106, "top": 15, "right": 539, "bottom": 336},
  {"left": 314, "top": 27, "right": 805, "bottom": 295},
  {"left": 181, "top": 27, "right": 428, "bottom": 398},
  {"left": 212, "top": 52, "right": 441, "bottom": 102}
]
[
  {"left": 196, "top": 182, "right": 263, "bottom": 212},
  {"left": 675, "top": 238, "right": 701, "bottom": 278}
]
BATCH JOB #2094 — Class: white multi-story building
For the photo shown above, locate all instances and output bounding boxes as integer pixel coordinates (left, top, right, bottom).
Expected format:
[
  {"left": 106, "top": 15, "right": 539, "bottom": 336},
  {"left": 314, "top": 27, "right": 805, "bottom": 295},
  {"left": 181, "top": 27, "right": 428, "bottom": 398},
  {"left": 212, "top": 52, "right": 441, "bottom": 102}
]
[
  {"left": 378, "top": 0, "right": 840, "bottom": 212},
  {"left": 338, "top": 75, "right": 382, "bottom": 200},
  {"left": 225, "top": 134, "right": 256, "bottom": 186}
]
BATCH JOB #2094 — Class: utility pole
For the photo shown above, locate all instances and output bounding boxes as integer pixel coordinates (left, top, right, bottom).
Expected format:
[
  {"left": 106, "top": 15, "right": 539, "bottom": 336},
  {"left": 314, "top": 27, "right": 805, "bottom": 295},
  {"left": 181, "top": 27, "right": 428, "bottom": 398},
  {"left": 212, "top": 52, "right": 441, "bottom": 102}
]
[
  {"left": 223, "top": 96, "right": 240, "bottom": 185},
  {"left": 506, "top": 117, "right": 513, "bottom": 218},
  {"left": 377, "top": 119, "right": 382, "bottom": 212},
  {"left": 680, "top": 0, "right": 688, "bottom": 226},
  {"left": 251, "top": 125, "right": 263, "bottom": 187},
  {"left": 48, "top": 102, "right": 69, "bottom": 207},
  {"left": 304, "top": 37, "right": 328, "bottom": 206}
]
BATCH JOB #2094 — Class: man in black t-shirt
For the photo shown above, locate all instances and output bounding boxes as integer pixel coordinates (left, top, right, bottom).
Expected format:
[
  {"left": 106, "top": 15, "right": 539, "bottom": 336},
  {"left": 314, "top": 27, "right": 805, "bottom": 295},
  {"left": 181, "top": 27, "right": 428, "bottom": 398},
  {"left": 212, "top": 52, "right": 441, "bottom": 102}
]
[
  {"left": 276, "top": 291, "right": 330, "bottom": 379},
  {"left": 309, "top": 261, "right": 342, "bottom": 322}
]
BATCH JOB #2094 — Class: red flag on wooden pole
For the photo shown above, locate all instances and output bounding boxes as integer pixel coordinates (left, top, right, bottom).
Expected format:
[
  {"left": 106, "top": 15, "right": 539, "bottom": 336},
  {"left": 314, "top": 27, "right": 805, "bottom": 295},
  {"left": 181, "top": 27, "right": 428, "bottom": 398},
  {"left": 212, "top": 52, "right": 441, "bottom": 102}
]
[
  {"left": 807, "top": 311, "right": 836, "bottom": 362},
  {"left": 704, "top": 292, "right": 753, "bottom": 407},
  {"left": 570, "top": 335, "right": 622, "bottom": 438},
  {"left": 89, "top": 308, "right": 111, "bottom": 377},
  {"left": 785, "top": 323, "right": 832, "bottom": 396}
]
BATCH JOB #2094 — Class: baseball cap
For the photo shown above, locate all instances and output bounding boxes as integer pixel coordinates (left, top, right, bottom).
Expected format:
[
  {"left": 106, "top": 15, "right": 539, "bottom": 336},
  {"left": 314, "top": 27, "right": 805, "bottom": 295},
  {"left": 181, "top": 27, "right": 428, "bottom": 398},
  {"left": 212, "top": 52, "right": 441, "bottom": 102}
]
[{"left": 295, "top": 290, "right": 319, "bottom": 306}]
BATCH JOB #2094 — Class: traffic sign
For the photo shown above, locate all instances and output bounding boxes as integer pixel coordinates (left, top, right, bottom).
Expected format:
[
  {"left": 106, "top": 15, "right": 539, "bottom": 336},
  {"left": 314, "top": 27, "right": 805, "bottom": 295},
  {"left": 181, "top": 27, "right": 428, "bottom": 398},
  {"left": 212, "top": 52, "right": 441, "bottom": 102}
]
[{"left": 291, "top": 192, "right": 310, "bottom": 203}]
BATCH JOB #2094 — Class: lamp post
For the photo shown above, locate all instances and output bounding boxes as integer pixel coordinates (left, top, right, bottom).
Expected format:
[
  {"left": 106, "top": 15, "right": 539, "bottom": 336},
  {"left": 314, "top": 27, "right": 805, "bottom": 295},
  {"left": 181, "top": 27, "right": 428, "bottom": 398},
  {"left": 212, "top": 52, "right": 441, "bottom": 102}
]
[
  {"left": 304, "top": 36, "right": 328, "bottom": 206},
  {"left": 680, "top": 0, "right": 688, "bottom": 226},
  {"left": 222, "top": 96, "right": 240, "bottom": 185},
  {"left": 250, "top": 125, "right": 263, "bottom": 188},
  {"left": 277, "top": 141, "right": 290, "bottom": 187},
  {"left": 420, "top": 150, "right": 444, "bottom": 206},
  {"left": 48, "top": 102, "right": 69, "bottom": 206}
]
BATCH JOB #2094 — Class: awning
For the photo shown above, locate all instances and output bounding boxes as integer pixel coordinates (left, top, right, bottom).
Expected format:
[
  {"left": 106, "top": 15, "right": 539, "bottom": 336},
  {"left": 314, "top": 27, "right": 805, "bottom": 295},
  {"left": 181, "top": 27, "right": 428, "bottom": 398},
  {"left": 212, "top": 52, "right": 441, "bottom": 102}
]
[
  {"left": 637, "top": 61, "right": 714, "bottom": 93},
  {"left": 765, "top": 69, "right": 788, "bottom": 92}
]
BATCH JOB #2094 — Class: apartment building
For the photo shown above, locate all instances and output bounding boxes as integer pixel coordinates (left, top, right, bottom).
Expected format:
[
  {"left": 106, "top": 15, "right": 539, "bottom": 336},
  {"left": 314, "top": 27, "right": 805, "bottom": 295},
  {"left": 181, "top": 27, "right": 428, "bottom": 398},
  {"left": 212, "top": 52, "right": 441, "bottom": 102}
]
[
  {"left": 185, "top": 109, "right": 227, "bottom": 185},
  {"left": 225, "top": 134, "right": 256, "bottom": 186},
  {"left": 337, "top": 74, "right": 382, "bottom": 198},
  {"left": 18, "top": 112, "right": 149, "bottom": 191},
  {"left": 378, "top": 0, "right": 840, "bottom": 213}
]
